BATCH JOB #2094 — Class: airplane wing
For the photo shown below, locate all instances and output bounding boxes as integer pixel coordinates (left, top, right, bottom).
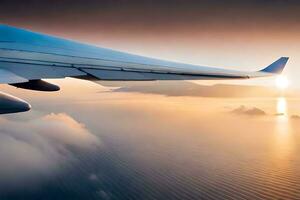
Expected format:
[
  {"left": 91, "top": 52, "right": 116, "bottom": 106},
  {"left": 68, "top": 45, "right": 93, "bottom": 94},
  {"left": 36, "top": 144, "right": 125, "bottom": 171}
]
[{"left": 0, "top": 24, "right": 289, "bottom": 114}]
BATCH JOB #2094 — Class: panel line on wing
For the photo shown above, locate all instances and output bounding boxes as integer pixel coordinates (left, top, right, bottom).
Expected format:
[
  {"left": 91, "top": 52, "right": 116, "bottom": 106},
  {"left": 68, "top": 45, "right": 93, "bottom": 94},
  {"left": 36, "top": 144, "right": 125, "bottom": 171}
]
[{"left": 80, "top": 67, "right": 248, "bottom": 81}]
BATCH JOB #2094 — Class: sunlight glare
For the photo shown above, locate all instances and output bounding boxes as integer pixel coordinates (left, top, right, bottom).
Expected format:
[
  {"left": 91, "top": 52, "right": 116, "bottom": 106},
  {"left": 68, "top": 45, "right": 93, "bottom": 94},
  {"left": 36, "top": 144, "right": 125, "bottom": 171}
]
[
  {"left": 277, "top": 97, "right": 287, "bottom": 116},
  {"left": 276, "top": 76, "right": 289, "bottom": 90}
]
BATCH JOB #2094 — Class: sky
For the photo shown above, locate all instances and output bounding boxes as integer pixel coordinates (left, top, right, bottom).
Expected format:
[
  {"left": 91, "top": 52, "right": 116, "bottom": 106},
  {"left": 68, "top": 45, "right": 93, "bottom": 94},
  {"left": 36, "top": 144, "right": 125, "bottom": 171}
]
[{"left": 0, "top": 0, "right": 299, "bottom": 87}]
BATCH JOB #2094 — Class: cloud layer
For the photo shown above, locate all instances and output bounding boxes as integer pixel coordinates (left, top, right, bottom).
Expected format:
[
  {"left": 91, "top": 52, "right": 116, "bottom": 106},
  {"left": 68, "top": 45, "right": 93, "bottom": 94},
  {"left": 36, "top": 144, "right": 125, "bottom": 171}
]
[
  {"left": 0, "top": 113, "right": 100, "bottom": 190},
  {"left": 113, "top": 82, "right": 292, "bottom": 98},
  {"left": 231, "top": 105, "right": 266, "bottom": 116}
]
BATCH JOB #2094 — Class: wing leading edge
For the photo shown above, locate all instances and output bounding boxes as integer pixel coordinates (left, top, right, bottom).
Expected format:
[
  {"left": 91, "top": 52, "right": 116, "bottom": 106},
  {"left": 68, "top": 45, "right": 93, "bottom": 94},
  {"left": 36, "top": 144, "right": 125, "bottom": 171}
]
[{"left": 0, "top": 24, "right": 289, "bottom": 113}]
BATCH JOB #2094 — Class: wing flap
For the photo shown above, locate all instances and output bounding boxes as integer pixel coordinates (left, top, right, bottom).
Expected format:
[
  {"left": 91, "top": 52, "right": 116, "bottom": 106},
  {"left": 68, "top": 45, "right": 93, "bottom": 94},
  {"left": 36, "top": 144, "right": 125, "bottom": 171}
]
[
  {"left": 0, "top": 68, "right": 27, "bottom": 84},
  {"left": 0, "top": 61, "right": 86, "bottom": 80}
]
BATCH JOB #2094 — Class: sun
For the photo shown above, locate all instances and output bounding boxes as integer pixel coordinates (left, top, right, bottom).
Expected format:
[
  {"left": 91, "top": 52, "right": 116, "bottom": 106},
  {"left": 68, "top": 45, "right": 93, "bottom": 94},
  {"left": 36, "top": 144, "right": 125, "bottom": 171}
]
[{"left": 276, "top": 75, "right": 289, "bottom": 90}]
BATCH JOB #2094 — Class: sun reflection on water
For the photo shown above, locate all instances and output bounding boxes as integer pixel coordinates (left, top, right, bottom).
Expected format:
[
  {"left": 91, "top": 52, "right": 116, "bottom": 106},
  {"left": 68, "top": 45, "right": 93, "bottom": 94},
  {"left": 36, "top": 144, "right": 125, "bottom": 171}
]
[
  {"left": 277, "top": 97, "right": 287, "bottom": 116},
  {"left": 274, "top": 97, "right": 293, "bottom": 161}
]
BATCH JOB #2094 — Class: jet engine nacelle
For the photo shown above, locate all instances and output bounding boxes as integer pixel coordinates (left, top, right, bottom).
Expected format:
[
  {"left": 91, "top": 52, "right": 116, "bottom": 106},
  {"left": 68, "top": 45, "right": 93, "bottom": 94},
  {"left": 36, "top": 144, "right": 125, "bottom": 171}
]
[
  {"left": 10, "top": 80, "right": 60, "bottom": 91},
  {"left": 0, "top": 92, "right": 31, "bottom": 114}
]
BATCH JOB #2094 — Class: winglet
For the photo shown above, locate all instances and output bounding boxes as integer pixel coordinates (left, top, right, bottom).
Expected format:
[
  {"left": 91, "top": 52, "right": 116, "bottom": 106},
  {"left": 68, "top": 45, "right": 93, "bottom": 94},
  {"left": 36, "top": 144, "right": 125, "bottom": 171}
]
[{"left": 260, "top": 57, "right": 289, "bottom": 74}]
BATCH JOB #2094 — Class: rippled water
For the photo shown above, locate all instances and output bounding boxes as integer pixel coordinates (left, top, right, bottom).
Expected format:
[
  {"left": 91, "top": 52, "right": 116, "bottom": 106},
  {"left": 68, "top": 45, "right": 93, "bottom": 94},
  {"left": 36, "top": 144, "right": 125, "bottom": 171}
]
[{"left": 1, "top": 95, "right": 300, "bottom": 200}]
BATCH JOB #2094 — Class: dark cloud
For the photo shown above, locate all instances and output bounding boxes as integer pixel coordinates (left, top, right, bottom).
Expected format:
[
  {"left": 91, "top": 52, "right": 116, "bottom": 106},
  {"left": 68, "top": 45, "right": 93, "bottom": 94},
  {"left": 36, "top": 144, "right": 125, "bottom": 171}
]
[{"left": 1, "top": 0, "right": 300, "bottom": 35}]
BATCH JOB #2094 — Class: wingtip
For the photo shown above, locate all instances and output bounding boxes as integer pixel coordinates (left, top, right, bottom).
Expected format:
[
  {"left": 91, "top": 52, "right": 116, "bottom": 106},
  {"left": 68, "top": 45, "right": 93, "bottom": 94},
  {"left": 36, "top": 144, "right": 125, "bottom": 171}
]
[
  {"left": 280, "top": 56, "right": 289, "bottom": 62},
  {"left": 260, "top": 57, "right": 289, "bottom": 74}
]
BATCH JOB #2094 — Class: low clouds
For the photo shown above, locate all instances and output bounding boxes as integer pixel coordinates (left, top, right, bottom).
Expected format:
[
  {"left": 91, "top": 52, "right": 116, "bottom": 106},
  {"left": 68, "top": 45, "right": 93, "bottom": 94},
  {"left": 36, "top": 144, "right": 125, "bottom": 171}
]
[
  {"left": 231, "top": 105, "right": 266, "bottom": 116},
  {"left": 31, "top": 113, "right": 100, "bottom": 149},
  {"left": 291, "top": 115, "right": 300, "bottom": 120},
  {"left": 113, "top": 82, "right": 291, "bottom": 98},
  {"left": 230, "top": 105, "right": 300, "bottom": 119},
  {"left": 0, "top": 113, "right": 100, "bottom": 189}
]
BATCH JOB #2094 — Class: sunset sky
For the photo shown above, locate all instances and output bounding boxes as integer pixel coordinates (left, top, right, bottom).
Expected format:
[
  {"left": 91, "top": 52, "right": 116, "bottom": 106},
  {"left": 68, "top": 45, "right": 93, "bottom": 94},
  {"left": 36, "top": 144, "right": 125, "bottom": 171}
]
[{"left": 0, "top": 0, "right": 299, "bottom": 87}]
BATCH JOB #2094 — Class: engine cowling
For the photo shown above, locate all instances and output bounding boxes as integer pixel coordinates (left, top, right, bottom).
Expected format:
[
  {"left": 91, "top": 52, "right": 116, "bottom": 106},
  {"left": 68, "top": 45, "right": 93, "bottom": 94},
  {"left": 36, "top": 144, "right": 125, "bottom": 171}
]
[
  {"left": 0, "top": 92, "right": 31, "bottom": 114},
  {"left": 10, "top": 80, "right": 60, "bottom": 92}
]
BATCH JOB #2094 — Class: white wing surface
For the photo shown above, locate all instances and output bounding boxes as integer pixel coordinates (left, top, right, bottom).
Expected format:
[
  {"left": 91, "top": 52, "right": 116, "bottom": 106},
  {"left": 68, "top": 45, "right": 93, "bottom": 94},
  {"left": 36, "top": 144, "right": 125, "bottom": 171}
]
[{"left": 0, "top": 24, "right": 289, "bottom": 113}]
